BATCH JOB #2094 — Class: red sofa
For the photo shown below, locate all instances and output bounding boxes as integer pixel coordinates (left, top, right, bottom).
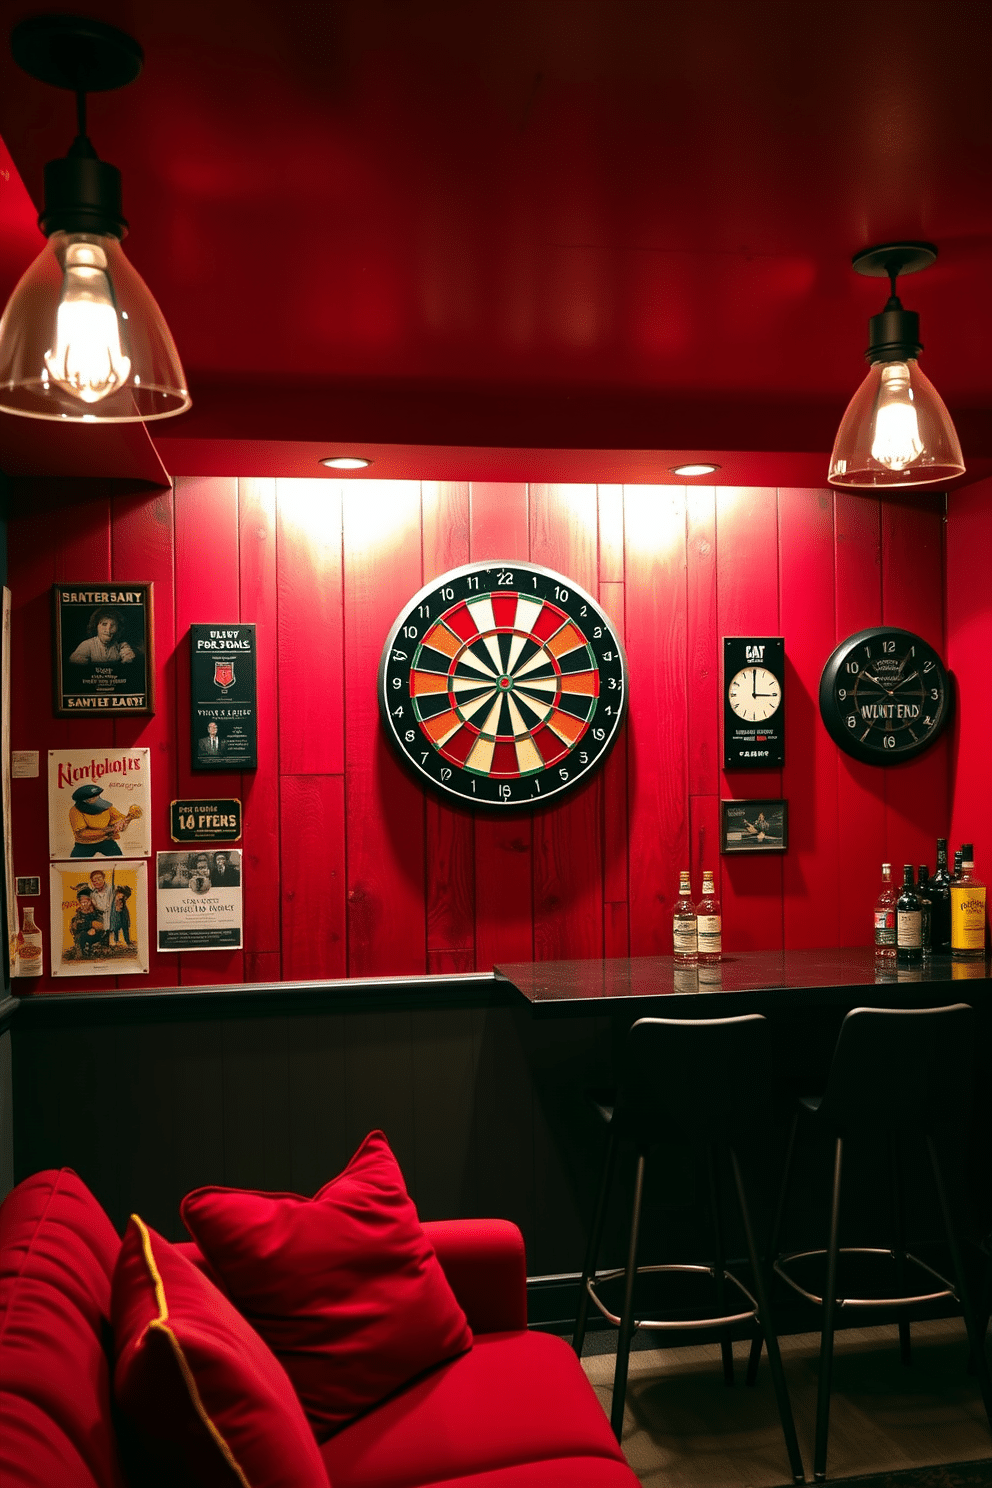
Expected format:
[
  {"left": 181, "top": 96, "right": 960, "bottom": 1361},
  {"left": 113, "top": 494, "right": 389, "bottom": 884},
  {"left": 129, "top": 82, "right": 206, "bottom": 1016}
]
[{"left": 0, "top": 1167, "right": 639, "bottom": 1488}]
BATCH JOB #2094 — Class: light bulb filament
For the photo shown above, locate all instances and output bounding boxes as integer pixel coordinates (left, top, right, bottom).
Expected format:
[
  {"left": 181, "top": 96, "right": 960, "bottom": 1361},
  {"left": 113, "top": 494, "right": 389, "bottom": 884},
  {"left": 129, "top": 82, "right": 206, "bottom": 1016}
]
[
  {"left": 870, "top": 362, "right": 924, "bottom": 471},
  {"left": 44, "top": 240, "right": 131, "bottom": 404}
]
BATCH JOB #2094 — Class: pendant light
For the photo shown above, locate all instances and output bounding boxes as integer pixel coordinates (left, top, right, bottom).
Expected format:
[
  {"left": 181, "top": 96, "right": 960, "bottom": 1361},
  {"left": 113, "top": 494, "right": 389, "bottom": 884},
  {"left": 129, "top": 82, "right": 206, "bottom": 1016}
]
[
  {"left": 0, "top": 16, "right": 189, "bottom": 423},
  {"left": 828, "top": 242, "right": 963, "bottom": 489}
]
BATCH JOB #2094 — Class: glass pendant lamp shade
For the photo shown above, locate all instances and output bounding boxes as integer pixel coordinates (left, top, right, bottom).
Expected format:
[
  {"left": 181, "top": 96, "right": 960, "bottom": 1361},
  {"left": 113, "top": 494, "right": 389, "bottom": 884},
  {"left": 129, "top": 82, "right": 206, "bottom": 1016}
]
[
  {"left": 828, "top": 357, "right": 964, "bottom": 489},
  {"left": 0, "top": 229, "right": 189, "bottom": 422},
  {"left": 829, "top": 241, "right": 964, "bottom": 490}
]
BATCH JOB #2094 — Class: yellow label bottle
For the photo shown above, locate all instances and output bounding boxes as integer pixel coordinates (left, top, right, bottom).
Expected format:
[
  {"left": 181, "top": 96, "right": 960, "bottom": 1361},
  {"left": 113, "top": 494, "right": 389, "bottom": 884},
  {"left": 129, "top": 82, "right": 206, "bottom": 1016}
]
[{"left": 950, "top": 844, "right": 986, "bottom": 961}]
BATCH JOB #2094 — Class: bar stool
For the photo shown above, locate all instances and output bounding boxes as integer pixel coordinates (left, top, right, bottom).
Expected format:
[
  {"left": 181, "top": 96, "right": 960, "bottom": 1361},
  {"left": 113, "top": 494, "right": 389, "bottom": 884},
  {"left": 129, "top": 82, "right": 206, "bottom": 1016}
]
[
  {"left": 750, "top": 1003, "right": 992, "bottom": 1483},
  {"left": 572, "top": 1013, "right": 805, "bottom": 1484}
]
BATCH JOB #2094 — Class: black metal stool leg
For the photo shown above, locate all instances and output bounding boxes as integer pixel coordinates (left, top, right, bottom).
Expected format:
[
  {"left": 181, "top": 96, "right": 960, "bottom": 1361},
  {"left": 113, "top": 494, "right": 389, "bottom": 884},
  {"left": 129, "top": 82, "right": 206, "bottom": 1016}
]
[
  {"left": 814, "top": 1135, "right": 844, "bottom": 1484},
  {"left": 729, "top": 1147, "right": 805, "bottom": 1484},
  {"left": 748, "top": 1110, "right": 799, "bottom": 1386},
  {"left": 707, "top": 1143, "right": 734, "bottom": 1386},
  {"left": 926, "top": 1135, "right": 992, "bottom": 1436},
  {"left": 574, "top": 1122, "right": 620, "bottom": 1355},
  {"left": 889, "top": 1132, "right": 912, "bottom": 1366},
  {"left": 611, "top": 1150, "right": 647, "bottom": 1441}
]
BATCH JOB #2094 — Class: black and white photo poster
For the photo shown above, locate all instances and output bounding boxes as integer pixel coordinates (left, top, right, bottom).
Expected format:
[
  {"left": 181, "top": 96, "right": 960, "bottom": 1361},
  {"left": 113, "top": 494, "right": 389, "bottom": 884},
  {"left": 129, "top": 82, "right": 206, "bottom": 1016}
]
[{"left": 156, "top": 850, "right": 243, "bottom": 951}]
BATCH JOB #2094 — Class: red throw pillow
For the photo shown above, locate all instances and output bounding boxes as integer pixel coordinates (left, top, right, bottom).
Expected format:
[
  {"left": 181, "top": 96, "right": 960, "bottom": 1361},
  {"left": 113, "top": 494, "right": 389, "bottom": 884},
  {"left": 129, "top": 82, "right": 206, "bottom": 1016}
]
[
  {"left": 111, "top": 1216, "right": 329, "bottom": 1488},
  {"left": 180, "top": 1131, "right": 473, "bottom": 1438}
]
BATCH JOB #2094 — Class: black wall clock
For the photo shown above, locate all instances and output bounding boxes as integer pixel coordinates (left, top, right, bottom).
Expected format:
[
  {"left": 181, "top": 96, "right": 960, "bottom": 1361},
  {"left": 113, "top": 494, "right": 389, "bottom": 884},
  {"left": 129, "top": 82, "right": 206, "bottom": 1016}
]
[
  {"left": 723, "top": 636, "right": 785, "bottom": 768},
  {"left": 819, "top": 626, "right": 951, "bottom": 764},
  {"left": 378, "top": 562, "right": 628, "bottom": 807}
]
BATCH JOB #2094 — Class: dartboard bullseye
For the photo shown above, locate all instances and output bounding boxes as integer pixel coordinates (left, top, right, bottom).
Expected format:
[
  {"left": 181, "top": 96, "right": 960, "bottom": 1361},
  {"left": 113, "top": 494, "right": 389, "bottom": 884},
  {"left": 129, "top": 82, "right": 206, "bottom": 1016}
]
[{"left": 378, "top": 562, "right": 628, "bottom": 807}]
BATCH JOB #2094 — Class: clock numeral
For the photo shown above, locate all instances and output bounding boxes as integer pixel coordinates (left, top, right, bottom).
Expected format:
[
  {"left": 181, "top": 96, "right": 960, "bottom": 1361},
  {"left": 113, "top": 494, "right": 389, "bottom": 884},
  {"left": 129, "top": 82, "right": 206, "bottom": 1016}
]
[
  {"left": 883, "top": 641, "right": 896, "bottom": 653},
  {"left": 883, "top": 735, "right": 896, "bottom": 749},
  {"left": 846, "top": 715, "right": 857, "bottom": 728},
  {"left": 924, "top": 715, "right": 934, "bottom": 725},
  {"left": 845, "top": 661, "right": 860, "bottom": 674},
  {"left": 923, "top": 661, "right": 934, "bottom": 673},
  {"left": 930, "top": 690, "right": 939, "bottom": 700},
  {"left": 838, "top": 687, "right": 846, "bottom": 700}
]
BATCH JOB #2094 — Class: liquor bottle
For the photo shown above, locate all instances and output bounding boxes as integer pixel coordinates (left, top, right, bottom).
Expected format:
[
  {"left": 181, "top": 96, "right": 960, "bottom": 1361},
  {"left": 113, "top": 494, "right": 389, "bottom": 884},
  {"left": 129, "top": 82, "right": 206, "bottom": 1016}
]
[
  {"left": 672, "top": 870, "right": 697, "bottom": 963},
  {"left": 916, "top": 865, "right": 932, "bottom": 959},
  {"left": 12, "top": 906, "right": 43, "bottom": 978},
  {"left": 696, "top": 870, "right": 722, "bottom": 963},
  {"left": 950, "top": 844, "right": 987, "bottom": 961},
  {"left": 873, "top": 863, "right": 897, "bottom": 960},
  {"left": 896, "top": 865, "right": 922, "bottom": 965},
  {"left": 930, "top": 838, "right": 952, "bottom": 954}
]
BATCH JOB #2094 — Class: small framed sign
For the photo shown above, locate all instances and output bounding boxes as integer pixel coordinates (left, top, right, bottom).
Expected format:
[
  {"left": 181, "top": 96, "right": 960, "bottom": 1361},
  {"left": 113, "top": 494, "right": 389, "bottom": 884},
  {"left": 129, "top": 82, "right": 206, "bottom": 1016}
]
[
  {"left": 170, "top": 799, "right": 242, "bottom": 842},
  {"left": 720, "top": 798, "right": 788, "bottom": 855},
  {"left": 53, "top": 583, "right": 154, "bottom": 716},
  {"left": 190, "top": 624, "right": 257, "bottom": 770}
]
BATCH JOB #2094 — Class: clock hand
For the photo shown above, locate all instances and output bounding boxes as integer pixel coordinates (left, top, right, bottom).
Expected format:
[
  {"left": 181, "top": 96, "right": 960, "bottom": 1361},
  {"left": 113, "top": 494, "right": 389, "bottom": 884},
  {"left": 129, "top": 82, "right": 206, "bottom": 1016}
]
[
  {"left": 752, "top": 670, "right": 758, "bottom": 698},
  {"left": 861, "top": 673, "right": 893, "bottom": 693},
  {"left": 890, "top": 671, "right": 920, "bottom": 688}
]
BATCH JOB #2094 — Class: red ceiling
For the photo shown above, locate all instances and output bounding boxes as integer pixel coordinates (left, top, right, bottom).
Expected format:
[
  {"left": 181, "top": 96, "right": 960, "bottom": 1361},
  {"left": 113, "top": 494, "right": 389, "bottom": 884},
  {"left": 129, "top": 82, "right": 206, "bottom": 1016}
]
[{"left": 1, "top": 0, "right": 991, "bottom": 485}]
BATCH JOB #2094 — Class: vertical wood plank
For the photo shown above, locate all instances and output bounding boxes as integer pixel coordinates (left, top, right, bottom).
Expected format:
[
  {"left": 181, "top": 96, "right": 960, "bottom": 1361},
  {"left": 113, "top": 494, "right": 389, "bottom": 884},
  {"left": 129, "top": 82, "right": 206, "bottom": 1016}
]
[
  {"left": 598, "top": 486, "right": 624, "bottom": 582},
  {"left": 947, "top": 477, "right": 992, "bottom": 861},
  {"left": 276, "top": 480, "right": 343, "bottom": 775},
  {"left": 240, "top": 479, "right": 280, "bottom": 962},
  {"left": 422, "top": 483, "right": 475, "bottom": 962},
  {"left": 686, "top": 486, "right": 719, "bottom": 799},
  {"left": 530, "top": 485, "right": 603, "bottom": 961},
  {"left": 111, "top": 486, "right": 179, "bottom": 988},
  {"left": 625, "top": 486, "right": 688, "bottom": 954},
  {"left": 779, "top": 489, "right": 839, "bottom": 948},
  {"left": 881, "top": 496, "right": 949, "bottom": 874},
  {"left": 600, "top": 580, "right": 628, "bottom": 956},
  {"left": 470, "top": 484, "right": 533, "bottom": 969},
  {"left": 716, "top": 488, "right": 783, "bottom": 950},
  {"left": 174, "top": 477, "right": 245, "bottom": 985},
  {"left": 834, "top": 491, "right": 885, "bottom": 945},
  {"left": 343, "top": 482, "right": 426, "bottom": 976},
  {"left": 280, "top": 775, "right": 346, "bottom": 980}
]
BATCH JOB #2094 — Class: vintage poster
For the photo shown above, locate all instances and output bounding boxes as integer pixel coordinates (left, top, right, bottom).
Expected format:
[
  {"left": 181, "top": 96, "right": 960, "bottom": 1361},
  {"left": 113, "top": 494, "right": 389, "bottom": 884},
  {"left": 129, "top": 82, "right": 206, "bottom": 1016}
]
[
  {"left": 156, "top": 849, "right": 243, "bottom": 951},
  {"left": 50, "top": 860, "right": 148, "bottom": 977},
  {"left": 190, "top": 624, "right": 257, "bottom": 770},
  {"left": 170, "top": 798, "right": 242, "bottom": 842},
  {"left": 48, "top": 748, "right": 152, "bottom": 861},
  {"left": 52, "top": 583, "right": 153, "bottom": 716}
]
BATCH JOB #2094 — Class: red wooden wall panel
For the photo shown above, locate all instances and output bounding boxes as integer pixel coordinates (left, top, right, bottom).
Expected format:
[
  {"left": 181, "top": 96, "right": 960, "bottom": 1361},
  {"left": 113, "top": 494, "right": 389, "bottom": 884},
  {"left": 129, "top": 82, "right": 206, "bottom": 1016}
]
[
  {"left": 947, "top": 476, "right": 992, "bottom": 871},
  {"left": 4, "top": 475, "right": 955, "bottom": 991}
]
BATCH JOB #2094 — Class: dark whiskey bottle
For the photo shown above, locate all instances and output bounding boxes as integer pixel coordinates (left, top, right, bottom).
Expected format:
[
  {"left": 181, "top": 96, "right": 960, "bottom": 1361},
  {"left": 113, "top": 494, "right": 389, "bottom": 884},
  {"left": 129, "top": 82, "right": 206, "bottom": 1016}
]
[
  {"left": 896, "top": 865, "right": 922, "bottom": 965},
  {"left": 930, "top": 838, "right": 952, "bottom": 954},
  {"left": 916, "top": 865, "right": 932, "bottom": 959}
]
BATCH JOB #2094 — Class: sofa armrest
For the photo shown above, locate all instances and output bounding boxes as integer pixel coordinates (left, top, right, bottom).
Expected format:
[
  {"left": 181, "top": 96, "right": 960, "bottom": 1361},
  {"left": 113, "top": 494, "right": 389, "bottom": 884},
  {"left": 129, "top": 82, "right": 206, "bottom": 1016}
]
[{"left": 422, "top": 1218, "right": 527, "bottom": 1335}]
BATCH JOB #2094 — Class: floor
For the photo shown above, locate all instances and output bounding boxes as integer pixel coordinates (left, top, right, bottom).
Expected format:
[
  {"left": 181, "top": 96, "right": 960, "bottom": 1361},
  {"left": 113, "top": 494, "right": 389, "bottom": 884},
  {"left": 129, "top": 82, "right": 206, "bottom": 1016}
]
[{"left": 579, "top": 1320, "right": 992, "bottom": 1487}]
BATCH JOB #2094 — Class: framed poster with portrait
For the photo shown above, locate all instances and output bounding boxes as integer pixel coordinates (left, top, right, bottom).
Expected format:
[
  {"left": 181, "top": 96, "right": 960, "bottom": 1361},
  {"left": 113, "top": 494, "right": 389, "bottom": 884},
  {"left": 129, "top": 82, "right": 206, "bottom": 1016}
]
[
  {"left": 720, "top": 798, "right": 789, "bottom": 855},
  {"left": 52, "top": 583, "right": 154, "bottom": 716}
]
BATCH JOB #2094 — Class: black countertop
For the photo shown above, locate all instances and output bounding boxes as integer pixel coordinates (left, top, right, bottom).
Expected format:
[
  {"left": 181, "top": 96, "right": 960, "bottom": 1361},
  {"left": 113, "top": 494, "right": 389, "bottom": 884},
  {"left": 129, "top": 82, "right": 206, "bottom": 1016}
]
[{"left": 494, "top": 946, "right": 992, "bottom": 1017}]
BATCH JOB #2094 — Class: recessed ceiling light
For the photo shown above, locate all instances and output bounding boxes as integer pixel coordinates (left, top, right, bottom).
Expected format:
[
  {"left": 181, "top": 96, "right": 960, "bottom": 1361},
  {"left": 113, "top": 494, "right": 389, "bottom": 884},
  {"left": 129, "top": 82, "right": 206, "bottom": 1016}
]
[
  {"left": 320, "top": 456, "right": 372, "bottom": 470},
  {"left": 670, "top": 463, "right": 720, "bottom": 477}
]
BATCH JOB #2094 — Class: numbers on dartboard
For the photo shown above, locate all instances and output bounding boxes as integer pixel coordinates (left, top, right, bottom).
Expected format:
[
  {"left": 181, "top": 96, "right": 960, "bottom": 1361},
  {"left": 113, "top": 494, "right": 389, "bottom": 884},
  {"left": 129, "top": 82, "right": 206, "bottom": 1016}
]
[
  {"left": 392, "top": 649, "right": 407, "bottom": 661},
  {"left": 440, "top": 768, "right": 452, "bottom": 782},
  {"left": 440, "top": 586, "right": 454, "bottom": 600},
  {"left": 405, "top": 730, "right": 415, "bottom": 741},
  {"left": 499, "top": 784, "right": 511, "bottom": 799},
  {"left": 466, "top": 575, "right": 479, "bottom": 590},
  {"left": 402, "top": 624, "right": 418, "bottom": 639},
  {"left": 497, "top": 570, "right": 513, "bottom": 585},
  {"left": 555, "top": 585, "right": 569, "bottom": 601}
]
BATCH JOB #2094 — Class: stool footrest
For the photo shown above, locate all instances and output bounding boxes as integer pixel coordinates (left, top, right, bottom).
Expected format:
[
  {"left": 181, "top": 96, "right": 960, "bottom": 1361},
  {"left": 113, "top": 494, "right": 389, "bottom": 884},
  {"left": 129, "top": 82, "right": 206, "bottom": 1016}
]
[
  {"left": 587, "top": 1262, "right": 760, "bottom": 1331},
  {"left": 774, "top": 1246, "right": 956, "bottom": 1309}
]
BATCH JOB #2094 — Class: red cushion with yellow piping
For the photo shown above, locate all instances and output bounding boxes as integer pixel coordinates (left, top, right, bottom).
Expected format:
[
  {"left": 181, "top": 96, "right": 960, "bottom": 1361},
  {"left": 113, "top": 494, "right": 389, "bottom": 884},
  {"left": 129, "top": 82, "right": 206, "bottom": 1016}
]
[
  {"left": 111, "top": 1215, "right": 329, "bottom": 1488},
  {"left": 180, "top": 1131, "right": 473, "bottom": 1439}
]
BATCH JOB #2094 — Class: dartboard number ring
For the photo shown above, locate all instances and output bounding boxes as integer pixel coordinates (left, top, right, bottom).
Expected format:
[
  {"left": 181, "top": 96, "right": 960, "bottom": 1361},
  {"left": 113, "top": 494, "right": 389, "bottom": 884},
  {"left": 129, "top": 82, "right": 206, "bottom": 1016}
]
[{"left": 378, "top": 562, "right": 628, "bottom": 807}]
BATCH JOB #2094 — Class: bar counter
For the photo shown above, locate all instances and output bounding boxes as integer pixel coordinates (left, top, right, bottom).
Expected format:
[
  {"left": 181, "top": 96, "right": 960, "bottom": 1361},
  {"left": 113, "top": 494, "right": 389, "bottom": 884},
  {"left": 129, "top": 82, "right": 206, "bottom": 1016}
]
[{"left": 494, "top": 946, "right": 992, "bottom": 1019}]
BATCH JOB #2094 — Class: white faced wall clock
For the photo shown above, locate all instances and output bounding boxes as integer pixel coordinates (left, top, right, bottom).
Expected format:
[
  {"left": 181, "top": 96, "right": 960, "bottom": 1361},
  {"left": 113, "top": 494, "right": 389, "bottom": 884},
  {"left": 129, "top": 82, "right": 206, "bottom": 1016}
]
[{"left": 378, "top": 562, "right": 628, "bottom": 807}]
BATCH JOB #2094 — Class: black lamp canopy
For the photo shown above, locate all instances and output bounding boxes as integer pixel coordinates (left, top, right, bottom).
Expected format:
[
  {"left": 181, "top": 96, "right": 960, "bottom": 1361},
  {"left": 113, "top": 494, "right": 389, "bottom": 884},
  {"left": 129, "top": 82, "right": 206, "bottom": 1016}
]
[
  {"left": 11, "top": 15, "right": 145, "bottom": 240},
  {"left": 852, "top": 240, "right": 938, "bottom": 367}
]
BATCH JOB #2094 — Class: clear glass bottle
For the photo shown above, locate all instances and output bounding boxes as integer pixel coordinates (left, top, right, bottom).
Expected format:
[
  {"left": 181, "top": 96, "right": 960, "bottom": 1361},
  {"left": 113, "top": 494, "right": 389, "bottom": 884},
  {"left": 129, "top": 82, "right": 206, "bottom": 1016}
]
[
  {"left": 930, "top": 838, "right": 952, "bottom": 954},
  {"left": 951, "top": 844, "right": 986, "bottom": 961},
  {"left": 672, "top": 870, "right": 697, "bottom": 963},
  {"left": 916, "top": 865, "right": 932, "bottom": 959},
  {"left": 896, "top": 865, "right": 922, "bottom": 966},
  {"left": 696, "top": 869, "right": 722, "bottom": 963},
  {"left": 873, "top": 863, "right": 897, "bottom": 960},
  {"left": 13, "top": 905, "right": 43, "bottom": 978}
]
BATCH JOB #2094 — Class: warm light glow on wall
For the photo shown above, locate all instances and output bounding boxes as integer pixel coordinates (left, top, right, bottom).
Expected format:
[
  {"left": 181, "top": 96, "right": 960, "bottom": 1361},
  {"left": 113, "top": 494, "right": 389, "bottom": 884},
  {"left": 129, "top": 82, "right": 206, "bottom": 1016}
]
[
  {"left": 623, "top": 485, "right": 687, "bottom": 560},
  {"left": 277, "top": 479, "right": 342, "bottom": 554}
]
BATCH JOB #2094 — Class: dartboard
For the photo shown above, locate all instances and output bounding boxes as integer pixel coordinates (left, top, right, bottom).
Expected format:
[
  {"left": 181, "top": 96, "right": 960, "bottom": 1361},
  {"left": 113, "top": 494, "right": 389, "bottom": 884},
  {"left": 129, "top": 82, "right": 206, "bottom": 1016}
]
[{"left": 378, "top": 562, "right": 628, "bottom": 807}]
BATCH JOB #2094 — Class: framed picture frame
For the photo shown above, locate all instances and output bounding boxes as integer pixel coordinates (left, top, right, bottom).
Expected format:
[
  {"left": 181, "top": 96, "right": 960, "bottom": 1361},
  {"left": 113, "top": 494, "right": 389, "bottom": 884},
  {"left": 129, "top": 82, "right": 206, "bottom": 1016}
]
[
  {"left": 720, "top": 798, "right": 788, "bottom": 854},
  {"left": 52, "top": 582, "right": 154, "bottom": 717}
]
